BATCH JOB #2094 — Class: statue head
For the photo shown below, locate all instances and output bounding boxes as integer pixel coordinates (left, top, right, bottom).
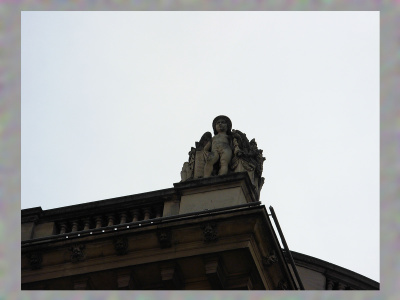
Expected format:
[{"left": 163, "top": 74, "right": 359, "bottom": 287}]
[{"left": 212, "top": 115, "right": 232, "bottom": 135}]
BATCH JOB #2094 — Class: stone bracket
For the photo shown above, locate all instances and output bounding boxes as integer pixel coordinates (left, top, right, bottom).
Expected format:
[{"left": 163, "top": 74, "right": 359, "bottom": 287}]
[
  {"left": 160, "top": 262, "right": 184, "bottom": 289},
  {"left": 204, "top": 255, "right": 227, "bottom": 289}
]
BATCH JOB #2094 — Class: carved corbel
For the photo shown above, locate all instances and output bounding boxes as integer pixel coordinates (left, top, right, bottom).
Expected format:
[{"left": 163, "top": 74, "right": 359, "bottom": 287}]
[
  {"left": 69, "top": 244, "right": 86, "bottom": 262},
  {"left": 262, "top": 250, "right": 278, "bottom": 267},
  {"left": 113, "top": 236, "right": 128, "bottom": 255},
  {"left": 201, "top": 222, "right": 218, "bottom": 242},
  {"left": 157, "top": 229, "right": 172, "bottom": 248}
]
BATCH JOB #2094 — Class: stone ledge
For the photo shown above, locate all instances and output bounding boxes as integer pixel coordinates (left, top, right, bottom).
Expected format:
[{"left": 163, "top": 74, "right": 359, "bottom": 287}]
[{"left": 174, "top": 172, "right": 257, "bottom": 201}]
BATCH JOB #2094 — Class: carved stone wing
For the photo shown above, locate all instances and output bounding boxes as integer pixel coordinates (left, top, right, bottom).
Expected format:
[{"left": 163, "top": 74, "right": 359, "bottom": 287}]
[
  {"left": 232, "top": 129, "right": 250, "bottom": 151},
  {"left": 195, "top": 132, "right": 212, "bottom": 151}
]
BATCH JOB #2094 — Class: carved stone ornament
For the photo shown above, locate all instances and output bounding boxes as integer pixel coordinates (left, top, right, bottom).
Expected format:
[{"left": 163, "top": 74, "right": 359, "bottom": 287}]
[
  {"left": 157, "top": 229, "right": 172, "bottom": 249},
  {"left": 262, "top": 250, "right": 278, "bottom": 267},
  {"left": 277, "top": 279, "right": 288, "bottom": 290},
  {"left": 201, "top": 222, "right": 218, "bottom": 242},
  {"left": 69, "top": 244, "right": 86, "bottom": 263},
  {"left": 180, "top": 116, "right": 266, "bottom": 199},
  {"left": 28, "top": 252, "right": 43, "bottom": 270},
  {"left": 114, "top": 236, "right": 128, "bottom": 255}
]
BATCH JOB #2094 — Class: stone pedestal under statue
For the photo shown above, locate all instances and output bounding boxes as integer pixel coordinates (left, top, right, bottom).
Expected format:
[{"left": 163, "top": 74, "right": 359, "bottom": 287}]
[{"left": 174, "top": 172, "right": 257, "bottom": 215}]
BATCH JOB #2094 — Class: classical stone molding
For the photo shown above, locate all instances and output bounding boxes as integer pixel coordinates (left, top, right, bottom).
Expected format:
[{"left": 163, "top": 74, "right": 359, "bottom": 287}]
[
  {"left": 202, "top": 222, "right": 218, "bottom": 242},
  {"left": 157, "top": 229, "right": 172, "bottom": 248},
  {"left": 114, "top": 236, "right": 128, "bottom": 255},
  {"left": 28, "top": 252, "right": 43, "bottom": 270},
  {"left": 69, "top": 244, "right": 86, "bottom": 263}
]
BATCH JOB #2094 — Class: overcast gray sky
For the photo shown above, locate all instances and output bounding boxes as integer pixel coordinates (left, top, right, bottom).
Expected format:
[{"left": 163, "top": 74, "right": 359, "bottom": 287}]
[{"left": 21, "top": 11, "right": 379, "bottom": 282}]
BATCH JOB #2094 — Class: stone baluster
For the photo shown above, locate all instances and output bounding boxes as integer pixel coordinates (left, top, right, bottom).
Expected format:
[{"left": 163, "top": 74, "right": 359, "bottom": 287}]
[
  {"left": 83, "top": 218, "right": 91, "bottom": 231},
  {"left": 95, "top": 216, "right": 103, "bottom": 229},
  {"left": 59, "top": 222, "right": 67, "bottom": 234},
  {"left": 143, "top": 207, "right": 152, "bottom": 220},
  {"left": 131, "top": 209, "right": 140, "bottom": 222},
  {"left": 120, "top": 212, "right": 127, "bottom": 224},
  {"left": 107, "top": 215, "right": 115, "bottom": 227},
  {"left": 71, "top": 220, "right": 79, "bottom": 232}
]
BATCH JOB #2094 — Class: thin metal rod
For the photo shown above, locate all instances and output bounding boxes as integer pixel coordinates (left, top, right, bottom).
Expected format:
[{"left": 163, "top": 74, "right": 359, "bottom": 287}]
[{"left": 269, "top": 205, "right": 305, "bottom": 290}]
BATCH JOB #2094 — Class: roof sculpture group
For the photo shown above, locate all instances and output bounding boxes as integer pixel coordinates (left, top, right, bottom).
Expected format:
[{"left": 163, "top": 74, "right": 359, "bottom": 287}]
[{"left": 180, "top": 115, "right": 266, "bottom": 199}]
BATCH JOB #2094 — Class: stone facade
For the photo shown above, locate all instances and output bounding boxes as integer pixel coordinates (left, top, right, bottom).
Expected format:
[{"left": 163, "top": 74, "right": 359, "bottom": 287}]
[
  {"left": 22, "top": 173, "right": 297, "bottom": 290},
  {"left": 21, "top": 172, "right": 379, "bottom": 290}
]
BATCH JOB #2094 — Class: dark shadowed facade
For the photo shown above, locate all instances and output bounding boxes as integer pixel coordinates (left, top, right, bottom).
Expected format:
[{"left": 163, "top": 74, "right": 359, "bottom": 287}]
[{"left": 21, "top": 116, "right": 379, "bottom": 290}]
